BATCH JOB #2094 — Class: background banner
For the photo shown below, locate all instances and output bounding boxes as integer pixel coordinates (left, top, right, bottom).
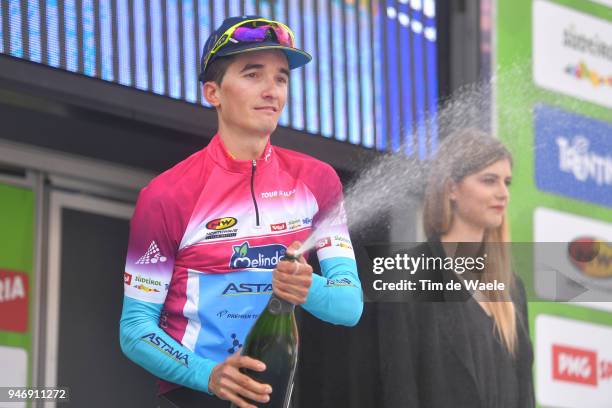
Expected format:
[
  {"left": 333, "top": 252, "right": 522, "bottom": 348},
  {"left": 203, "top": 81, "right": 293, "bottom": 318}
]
[
  {"left": 0, "top": 182, "right": 35, "bottom": 406},
  {"left": 496, "top": 0, "right": 612, "bottom": 406}
]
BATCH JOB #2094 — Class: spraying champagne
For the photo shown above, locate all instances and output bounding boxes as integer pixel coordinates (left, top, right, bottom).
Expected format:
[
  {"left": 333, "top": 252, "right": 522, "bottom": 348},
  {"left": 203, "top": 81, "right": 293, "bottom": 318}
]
[{"left": 230, "top": 254, "right": 299, "bottom": 408}]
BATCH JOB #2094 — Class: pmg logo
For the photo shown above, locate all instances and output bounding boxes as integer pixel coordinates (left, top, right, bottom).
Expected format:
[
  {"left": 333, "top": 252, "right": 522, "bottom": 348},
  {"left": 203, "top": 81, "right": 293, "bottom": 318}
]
[
  {"left": 551, "top": 344, "right": 612, "bottom": 386},
  {"left": 229, "top": 242, "right": 286, "bottom": 269},
  {"left": 206, "top": 217, "right": 237, "bottom": 231}
]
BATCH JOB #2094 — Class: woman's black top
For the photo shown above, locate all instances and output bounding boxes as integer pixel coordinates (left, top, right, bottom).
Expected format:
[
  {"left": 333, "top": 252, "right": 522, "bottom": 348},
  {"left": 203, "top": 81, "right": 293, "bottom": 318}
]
[
  {"left": 370, "top": 239, "right": 535, "bottom": 408},
  {"left": 464, "top": 291, "right": 519, "bottom": 407}
]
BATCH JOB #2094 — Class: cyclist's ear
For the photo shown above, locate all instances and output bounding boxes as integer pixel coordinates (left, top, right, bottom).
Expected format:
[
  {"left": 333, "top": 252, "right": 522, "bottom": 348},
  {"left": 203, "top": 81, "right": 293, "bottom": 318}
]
[{"left": 203, "top": 81, "right": 221, "bottom": 108}]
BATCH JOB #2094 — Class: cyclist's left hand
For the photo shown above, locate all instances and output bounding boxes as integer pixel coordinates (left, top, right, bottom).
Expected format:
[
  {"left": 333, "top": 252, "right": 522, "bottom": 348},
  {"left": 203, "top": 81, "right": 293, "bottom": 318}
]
[{"left": 272, "top": 241, "right": 312, "bottom": 305}]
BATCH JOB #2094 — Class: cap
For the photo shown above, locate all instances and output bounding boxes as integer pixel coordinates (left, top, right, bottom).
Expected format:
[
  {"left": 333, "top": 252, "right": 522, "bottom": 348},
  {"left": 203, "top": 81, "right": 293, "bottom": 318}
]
[{"left": 199, "top": 15, "right": 312, "bottom": 82}]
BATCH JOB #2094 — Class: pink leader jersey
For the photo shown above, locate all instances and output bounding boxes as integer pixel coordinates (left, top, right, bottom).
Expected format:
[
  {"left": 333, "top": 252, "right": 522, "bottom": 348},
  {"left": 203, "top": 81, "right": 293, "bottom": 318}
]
[{"left": 123, "top": 134, "right": 356, "bottom": 394}]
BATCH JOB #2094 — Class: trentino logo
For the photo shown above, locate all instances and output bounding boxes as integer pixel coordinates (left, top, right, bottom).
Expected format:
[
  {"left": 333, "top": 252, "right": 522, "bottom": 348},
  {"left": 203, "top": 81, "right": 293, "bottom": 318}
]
[
  {"left": 557, "top": 136, "right": 612, "bottom": 187},
  {"left": 229, "top": 242, "right": 286, "bottom": 269},
  {"left": 534, "top": 104, "right": 612, "bottom": 208}
]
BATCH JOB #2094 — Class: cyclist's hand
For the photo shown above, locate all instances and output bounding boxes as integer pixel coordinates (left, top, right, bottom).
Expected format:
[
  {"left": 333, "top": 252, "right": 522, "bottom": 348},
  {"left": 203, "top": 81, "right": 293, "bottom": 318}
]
[
  {"left": 273, "top": 241, "right": 313, "bottom": 305},
  {"left": 208, "top": 350, "right": 272, "bottom": 408}
]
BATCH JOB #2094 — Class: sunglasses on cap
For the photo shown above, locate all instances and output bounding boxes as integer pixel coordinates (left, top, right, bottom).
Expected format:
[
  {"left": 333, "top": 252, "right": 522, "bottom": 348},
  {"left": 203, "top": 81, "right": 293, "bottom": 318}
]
[{"left": 201, "top": 18, "right": 296, "bottom": 75}]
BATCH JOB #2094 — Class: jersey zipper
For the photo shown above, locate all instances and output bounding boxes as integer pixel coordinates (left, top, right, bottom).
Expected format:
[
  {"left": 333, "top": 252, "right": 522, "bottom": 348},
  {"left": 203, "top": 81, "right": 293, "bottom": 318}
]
[{"left": 251, "top": 160, "right": 261, "bottom": 227}]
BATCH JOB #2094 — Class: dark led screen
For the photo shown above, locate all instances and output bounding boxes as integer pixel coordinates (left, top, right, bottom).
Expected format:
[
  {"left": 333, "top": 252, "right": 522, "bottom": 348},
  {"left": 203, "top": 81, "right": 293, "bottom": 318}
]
[{"left": 1, "top": 0, "right": 438, "bottom": 155}]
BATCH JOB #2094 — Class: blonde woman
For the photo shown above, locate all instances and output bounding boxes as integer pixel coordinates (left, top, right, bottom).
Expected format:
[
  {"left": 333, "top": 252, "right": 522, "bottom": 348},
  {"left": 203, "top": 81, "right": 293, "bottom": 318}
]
[{"left": 378, "top": 130, "right": 535, "bottom": 408}]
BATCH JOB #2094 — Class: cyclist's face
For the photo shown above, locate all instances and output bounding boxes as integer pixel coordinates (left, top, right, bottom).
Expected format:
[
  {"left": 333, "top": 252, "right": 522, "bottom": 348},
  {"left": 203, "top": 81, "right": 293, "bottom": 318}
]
[{"left": 211, "top": 50, "right": 289, "bottom": 137}]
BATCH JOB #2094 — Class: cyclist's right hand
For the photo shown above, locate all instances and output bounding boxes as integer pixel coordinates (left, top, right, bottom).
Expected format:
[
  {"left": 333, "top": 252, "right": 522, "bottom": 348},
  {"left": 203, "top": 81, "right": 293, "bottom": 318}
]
[{"left": 208, "top": 350, "right": 272, "bottom": 408}]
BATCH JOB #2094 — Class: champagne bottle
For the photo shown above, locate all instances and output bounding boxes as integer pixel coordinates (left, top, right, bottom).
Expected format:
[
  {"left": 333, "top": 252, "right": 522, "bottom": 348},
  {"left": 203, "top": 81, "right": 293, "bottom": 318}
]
[{"left": 230, "top": 255, "right": 299, "bottom": 408}]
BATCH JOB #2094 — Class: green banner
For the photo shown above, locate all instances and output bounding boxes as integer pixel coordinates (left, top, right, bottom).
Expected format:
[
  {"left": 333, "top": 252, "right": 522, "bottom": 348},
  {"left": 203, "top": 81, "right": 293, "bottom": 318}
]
[
  {"left": 496, "top": 0, "right": 612, "bottom": 405},
  {"left": 496, "top": 0, "right": 612, "bottom": 300},
  {"left": 497, "top": 0, "right": 612, "bottom": 241},
  {"left": 0, "top": 183, "right": 35, "bottom": 393}
]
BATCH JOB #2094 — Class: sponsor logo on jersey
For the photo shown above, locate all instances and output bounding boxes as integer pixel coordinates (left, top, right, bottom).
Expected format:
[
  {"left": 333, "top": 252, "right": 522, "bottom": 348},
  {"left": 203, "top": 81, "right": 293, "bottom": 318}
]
[
  {"left": 134, "top": 284, "right": 160, "bottom": 293},
  {"left": 270, "top": 222, "right": 287, "bottom": 231},
  {"left": 333, "top": 235, "right": 351, "bottom": 244},
  {"left": 302, "top": 217, "right": 313, "bottom": 226},
  {"left": 228, "top": 333, "right": 243, "bottom": 354},
  {"left": 124, "top": 272, "right": 132, "bottom": 285},
  {"left": 229, "top": 242, "right": 286, "bottom": 269},
  {"left": 206, "top": 217, "right": 238, "bottom": 231},
  {"left": 325, "top": 278, "right": 356, "bottom": 288},
  {"left": 133, "top": 275, "right": 163, "bottom": 287},
  {"left": 141, "top": 333, "right": 189, "bottom": 366},
  {"left": 316, "top": 237, "right": 332, "bottom": 249},
  {"left": 216, "top": 309, "right": 260, "bottom": 319},
  {"left": 260, "top": 189, "right": 296, "bottom": 199},
  {"left": 332, "top": 235, "right": 353, "bottom": 250},
  {"left": 205, "top": 229, "right": 238, "bottom": 240},
  {"left": 287, "top": 219, "right": 302, "bottom": 230},
  {"left": 135, "top": 241, "right": 168, "bottom": 264},
  {"left": 222, "top": 282, "right": 273, "bottom": 296}
]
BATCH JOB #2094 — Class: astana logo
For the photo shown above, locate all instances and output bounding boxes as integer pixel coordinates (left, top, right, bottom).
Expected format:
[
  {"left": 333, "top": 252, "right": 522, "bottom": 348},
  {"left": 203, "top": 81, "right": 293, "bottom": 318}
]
[{"left": 230, "top": 242, "right": 286, "bottom": 269}]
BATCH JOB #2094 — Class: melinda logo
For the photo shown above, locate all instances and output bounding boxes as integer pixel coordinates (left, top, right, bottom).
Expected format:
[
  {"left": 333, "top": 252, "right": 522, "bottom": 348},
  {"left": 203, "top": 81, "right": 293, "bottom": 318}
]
[
  {"left": 229, "top": 242, "right": 286, "bottom": 269},
  {"left": 534, "top": 104, "right": 612, "bottom": 207},
  {"left": 552, "top": 344, "right": 612, "bottom": 386}
]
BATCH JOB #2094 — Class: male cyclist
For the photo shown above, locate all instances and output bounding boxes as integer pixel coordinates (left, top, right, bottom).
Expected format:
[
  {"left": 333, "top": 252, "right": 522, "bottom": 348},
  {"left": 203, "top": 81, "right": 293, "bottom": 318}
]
[{"left": 119, "top": 16, "right": 363, "bottom": 408}]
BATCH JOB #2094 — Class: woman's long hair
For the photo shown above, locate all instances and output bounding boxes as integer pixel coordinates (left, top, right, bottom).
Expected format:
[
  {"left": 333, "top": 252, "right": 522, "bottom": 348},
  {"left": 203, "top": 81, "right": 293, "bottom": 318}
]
[{"left": 423, "top": 129, "right": 518, "bottom": 355}]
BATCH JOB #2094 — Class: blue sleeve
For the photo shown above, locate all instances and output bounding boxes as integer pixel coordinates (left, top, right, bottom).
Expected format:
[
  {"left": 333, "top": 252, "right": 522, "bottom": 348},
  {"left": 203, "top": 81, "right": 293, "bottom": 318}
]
[
  {"left": 302, "top": 256, "right": 363, "bottom": 326},
  {"left": 119, "top": 296, "right": 217, "bottom": 394}
]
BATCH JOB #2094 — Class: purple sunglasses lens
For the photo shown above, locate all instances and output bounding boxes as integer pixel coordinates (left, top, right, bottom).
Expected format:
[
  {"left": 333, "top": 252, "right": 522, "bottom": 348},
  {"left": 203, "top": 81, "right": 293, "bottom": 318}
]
[
  {"left": 232, "top": 25, "right": 292, "bottom": 46},
  {"left": 233, "top": 26, "right": 270, "bottom": 42}
]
